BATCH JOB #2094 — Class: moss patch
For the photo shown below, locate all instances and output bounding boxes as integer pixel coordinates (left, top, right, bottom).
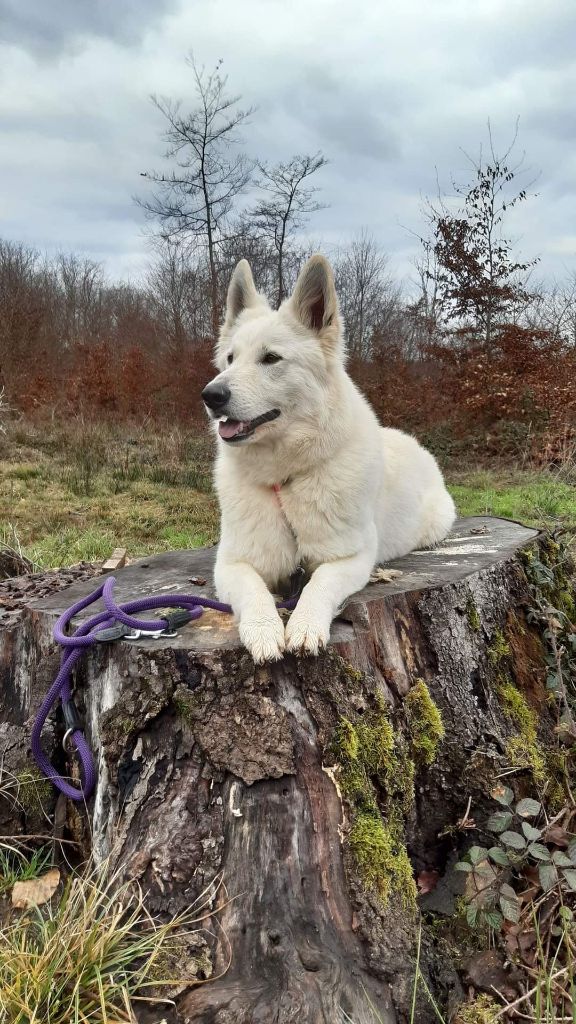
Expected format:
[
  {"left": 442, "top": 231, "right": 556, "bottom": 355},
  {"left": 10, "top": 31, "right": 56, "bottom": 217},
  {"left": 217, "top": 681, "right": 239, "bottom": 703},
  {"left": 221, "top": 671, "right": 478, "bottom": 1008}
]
[
  {"left": 455, "top": 994, "right": 501, "bottom": 1024},
  {"left": 330, "top": 683, "right": 445, "bottom": 906},
  {"left": 496, "top": 674, "right": 566, "bottom": 807},
  {"left": 496, "top": 677, "right": 547, "bottom": 785},
  {"left": 173, "top": 690, "right": 199, "bottom": 725},
  {"left": 510, "top": 537, "right": 576, "bottom": 805},
  {"left": 348, "top": 810, "right": 416, "bottom": 907},
  {"left": 489, "top": 618, "right": 549, "bottom": 785},
  {"left": 405, "top": 680, "right": 445, "bottom": 766},
  {"left": 329, "top": 689, "right": 445, "bottom": 908},
  {"left": 330, "top": 705, "right": 417, "bottom": 906},
  {"left": 487, "top": 629, "right": 511, "bottom": 664},
  {"left": 16, "top": 765, "right": 53, "bottom": 816},
  {"left": 466, "top": 597, "right": 481, "bottom": 632},
  {"left": 332, "top": 710, "right": 402, "bottom": 814}
]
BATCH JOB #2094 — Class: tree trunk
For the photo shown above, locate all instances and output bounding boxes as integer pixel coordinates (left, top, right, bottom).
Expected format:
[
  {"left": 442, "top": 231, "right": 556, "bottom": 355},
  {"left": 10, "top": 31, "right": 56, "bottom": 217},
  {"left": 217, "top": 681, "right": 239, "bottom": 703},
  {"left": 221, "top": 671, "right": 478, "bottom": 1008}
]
[{"left": 2, "top": 516, "right": 572, "bottom": 1024}]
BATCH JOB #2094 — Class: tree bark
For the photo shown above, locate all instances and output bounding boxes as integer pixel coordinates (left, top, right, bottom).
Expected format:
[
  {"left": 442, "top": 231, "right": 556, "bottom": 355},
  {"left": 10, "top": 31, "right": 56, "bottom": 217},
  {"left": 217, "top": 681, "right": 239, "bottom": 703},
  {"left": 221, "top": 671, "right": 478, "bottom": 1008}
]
[{"left": 2, "top": 516, "right": 569, "bottom": 1024}]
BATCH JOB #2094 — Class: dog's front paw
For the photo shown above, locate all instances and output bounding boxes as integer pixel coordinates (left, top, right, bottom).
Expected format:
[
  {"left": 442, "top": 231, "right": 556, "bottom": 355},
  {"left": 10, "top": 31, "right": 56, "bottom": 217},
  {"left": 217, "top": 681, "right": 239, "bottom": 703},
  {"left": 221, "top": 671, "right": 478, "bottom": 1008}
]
[
  {"left": 239, "top": 613, "right": 285, "bottom": 664},
  {"left": 285, "top": 613, "right": 330, "bottom": 657}
]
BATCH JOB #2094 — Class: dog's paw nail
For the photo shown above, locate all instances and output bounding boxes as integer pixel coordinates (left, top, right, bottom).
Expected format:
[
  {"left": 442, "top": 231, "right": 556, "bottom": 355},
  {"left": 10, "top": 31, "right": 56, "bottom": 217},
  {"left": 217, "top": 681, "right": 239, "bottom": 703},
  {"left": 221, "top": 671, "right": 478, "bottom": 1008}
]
[
  {"left": 285, "top": 619, "right": 328, "bottom": 657},
  {"left": 239, "top": 617, "right": 285, "bottom": 664}
]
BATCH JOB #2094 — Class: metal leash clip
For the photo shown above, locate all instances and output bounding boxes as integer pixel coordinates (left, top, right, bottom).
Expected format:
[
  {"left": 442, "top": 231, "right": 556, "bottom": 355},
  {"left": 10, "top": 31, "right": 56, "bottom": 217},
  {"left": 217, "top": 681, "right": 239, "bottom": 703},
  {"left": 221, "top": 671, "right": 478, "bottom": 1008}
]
[
  {"left": 123, "top": 627, "right": 178, "bottom": 640},
  {"left": 122, "top": 607, "right": 192, "bottom": 642},
  {"left": 62, "top": 698, "right": 83, "bottom": 752}
]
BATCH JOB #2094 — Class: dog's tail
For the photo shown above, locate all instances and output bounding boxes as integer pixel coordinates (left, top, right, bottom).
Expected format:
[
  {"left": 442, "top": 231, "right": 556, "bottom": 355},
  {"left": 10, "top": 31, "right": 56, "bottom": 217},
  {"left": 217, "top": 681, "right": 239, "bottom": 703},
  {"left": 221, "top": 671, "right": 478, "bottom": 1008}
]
[{"left": 418, "top": 488, "right": 457, "bottom": 548}]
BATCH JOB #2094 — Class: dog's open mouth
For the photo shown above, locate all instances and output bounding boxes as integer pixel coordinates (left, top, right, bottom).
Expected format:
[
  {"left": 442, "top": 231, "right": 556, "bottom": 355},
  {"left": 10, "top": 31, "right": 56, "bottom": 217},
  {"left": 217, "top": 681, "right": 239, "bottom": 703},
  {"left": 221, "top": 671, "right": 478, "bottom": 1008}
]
[{"left": 218, "top": 409, "right": 280, "bottom": 442}]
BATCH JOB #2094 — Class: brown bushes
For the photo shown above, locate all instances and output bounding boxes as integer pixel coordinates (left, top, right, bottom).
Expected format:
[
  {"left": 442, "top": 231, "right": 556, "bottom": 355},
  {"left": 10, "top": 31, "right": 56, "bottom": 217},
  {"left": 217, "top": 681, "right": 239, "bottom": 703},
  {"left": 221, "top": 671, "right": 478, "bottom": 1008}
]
[
  {"left": 3, "top": 303, "right": 574, "bottom": 467},
  {"left": 353, "top": 325, "right": 576, "bottom": 463}
]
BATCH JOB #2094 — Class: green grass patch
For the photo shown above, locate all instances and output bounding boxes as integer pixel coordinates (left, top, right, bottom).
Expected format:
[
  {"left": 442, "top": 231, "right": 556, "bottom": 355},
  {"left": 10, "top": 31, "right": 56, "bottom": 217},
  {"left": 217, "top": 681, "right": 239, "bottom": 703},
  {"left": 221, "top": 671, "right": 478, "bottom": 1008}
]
[
  {"left": 1, "top": 417, "right": 575, "bottom": 570},
  {"left": 0, "top": 845, "right": 52, "bottom": 897},
  {"left": 0, "top": 420, "right": 218, "bottom": 567},
  {"left": 448, "top": 469, "right": 576, "bottom": 531}
]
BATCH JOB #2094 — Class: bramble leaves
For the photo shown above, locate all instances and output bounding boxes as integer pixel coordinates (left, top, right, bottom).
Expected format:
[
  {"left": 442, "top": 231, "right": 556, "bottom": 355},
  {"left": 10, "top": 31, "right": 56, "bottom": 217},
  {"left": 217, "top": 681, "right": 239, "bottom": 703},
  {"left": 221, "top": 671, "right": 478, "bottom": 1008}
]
[
  {"left": 488, "top": 847, "right": 510, "bottom": 866},
  {"left": 516, "top": 798, "right": 541, "bottom": 818},
  {"left": 491, "top": 785, "right": 514, "bottom": 807},
  {"left": 521, "top": 822, "right": 541, "bottom": 841},
  {"left": 501, "top": 831, "right": 526, "bottom": 850},
  {"left": 487, "top": 811, "right": 513, "bottom": 833},
  {"left": 527, "top": 843, "right": 551, "bottom": 862},
  {"left": 539, "top": 864, "right": 559, "bottom": 891}
]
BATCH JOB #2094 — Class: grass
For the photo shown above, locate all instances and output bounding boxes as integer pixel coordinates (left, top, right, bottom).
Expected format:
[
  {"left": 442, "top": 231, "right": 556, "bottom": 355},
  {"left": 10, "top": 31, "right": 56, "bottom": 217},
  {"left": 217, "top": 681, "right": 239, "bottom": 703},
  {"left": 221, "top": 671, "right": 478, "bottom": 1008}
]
[
  {"left": 0, "top": 845, "right": 52, "bottom": 897},
  {"left": 447, "top": 467, "right": 576, "bottom": 534},
  {"left": 0, "top": 418, "right": 218, "bottom": 567},
  {"left": 0, "top": 860, "right": 218, "bottom": 1024},
  {"left": 1, "top": 417, "right": 575, "bottom": 570}
]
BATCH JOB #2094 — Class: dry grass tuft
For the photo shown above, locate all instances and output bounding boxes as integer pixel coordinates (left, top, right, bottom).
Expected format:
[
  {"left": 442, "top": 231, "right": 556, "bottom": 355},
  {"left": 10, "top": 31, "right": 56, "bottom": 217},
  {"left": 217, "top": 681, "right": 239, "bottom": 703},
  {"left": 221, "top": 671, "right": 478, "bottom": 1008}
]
[{"left": 0, "top": 860, "right": 220, "bottom": 1024}]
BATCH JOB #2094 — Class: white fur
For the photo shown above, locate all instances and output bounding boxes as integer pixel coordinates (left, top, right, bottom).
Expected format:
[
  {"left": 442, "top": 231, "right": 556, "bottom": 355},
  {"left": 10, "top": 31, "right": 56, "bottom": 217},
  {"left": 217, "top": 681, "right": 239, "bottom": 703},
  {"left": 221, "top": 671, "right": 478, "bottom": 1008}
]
[{"left": 206, "top": 255, "right": 456, "bottom": 663}]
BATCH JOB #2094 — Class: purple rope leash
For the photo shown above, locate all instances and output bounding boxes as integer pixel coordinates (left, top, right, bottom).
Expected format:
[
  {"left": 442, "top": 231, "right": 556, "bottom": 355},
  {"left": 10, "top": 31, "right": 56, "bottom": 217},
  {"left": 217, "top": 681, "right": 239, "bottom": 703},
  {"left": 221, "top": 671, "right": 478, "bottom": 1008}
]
[{"left": 31, "top": 576, "right": 296, "bottom": 802}]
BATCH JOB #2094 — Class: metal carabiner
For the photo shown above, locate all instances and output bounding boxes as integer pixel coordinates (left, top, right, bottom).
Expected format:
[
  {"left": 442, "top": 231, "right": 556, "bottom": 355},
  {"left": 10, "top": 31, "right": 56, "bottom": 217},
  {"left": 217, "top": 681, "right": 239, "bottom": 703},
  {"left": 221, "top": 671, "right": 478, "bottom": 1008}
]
[
  {"left": 123, "top": 627, "right": 178, "bottom": 641},
  {"left": 62, "top": 727, "right": 75, "bottom": 752}
]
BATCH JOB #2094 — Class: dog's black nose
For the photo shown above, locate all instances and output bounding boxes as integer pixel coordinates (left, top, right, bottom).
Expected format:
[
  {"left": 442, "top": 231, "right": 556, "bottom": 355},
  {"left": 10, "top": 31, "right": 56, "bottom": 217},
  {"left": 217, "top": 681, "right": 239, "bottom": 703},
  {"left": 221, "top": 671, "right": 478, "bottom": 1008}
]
[{"left": 202, "top": 383, "right": 231, "bottom": 411}]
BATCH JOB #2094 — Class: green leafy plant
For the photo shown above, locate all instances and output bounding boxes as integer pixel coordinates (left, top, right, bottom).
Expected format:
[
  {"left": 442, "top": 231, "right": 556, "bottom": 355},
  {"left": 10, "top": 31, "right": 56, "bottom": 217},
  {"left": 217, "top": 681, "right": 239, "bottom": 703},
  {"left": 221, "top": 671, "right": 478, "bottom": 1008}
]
[
  {"left": 456, "top": 787, "right": 576, "bottom": 930},
  {"left": 523, "top": 545, "right": 576, "bottom": 729}
]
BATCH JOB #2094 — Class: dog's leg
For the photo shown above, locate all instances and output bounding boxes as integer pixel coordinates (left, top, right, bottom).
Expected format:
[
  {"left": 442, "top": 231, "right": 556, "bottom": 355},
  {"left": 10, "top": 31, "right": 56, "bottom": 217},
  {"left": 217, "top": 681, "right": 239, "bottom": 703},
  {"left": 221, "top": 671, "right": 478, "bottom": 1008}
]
[
  {"left": 285, "top": 540, "right": 376, "bottom": 656},
  {"left": 215, "top": 560, "right": 286, "bottom": 664}
]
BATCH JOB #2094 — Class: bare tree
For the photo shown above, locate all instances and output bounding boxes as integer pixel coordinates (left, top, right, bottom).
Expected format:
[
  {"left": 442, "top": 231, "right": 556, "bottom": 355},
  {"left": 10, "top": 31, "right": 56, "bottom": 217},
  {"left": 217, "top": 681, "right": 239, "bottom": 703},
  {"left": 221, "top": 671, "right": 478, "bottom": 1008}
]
[
  {"left": 0, "top": 240, "right": 46, "bottom": 375},
  {"left": 146, "top": 237, "right": 214, "bottom": 348},
  {"left": 55, "top": 253, "right": 103, "bottom": 344},
  {"left": 138, "top": 57, "right": 254, "bottom": 338},
  {"left": 334, "top": 231, "right": 401, "bottom": 359},
  {"left": 522, "top": 273, "right": 576, "bottom": 346},
  {"left": 419, "top": 122, "right": 539, "bottom": 354},
  {"left": 252, "top": 152, "right": 328, "bottom": 306}
]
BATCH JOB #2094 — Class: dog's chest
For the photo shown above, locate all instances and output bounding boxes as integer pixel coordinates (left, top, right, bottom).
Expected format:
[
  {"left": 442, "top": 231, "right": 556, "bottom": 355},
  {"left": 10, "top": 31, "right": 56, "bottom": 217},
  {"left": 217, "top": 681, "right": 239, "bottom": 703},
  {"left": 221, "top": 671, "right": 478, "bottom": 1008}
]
[{"left": 273, "top": 481, "right": 327, "bottom": 555}]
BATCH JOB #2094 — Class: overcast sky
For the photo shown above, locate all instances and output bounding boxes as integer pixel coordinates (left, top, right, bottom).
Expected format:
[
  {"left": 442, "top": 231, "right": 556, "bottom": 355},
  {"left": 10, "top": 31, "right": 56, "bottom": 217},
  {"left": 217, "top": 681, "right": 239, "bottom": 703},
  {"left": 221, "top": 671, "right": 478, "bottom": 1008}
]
[{"left": 0, "top": 0, "right": 575, "bottom": 291}]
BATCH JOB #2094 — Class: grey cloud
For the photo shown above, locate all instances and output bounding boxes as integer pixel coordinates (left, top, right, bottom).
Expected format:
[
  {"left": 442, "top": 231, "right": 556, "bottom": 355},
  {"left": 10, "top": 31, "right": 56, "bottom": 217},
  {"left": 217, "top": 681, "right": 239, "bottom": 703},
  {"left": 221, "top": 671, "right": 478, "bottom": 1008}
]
[
  {"left": 0, "top": 0, "right": 177, "bottom": 56},
  {"left": 0, "top": 0, "right": 574, "bottom": 286},
  {"left": 283, "top": 69, "right": 401, "bottom": 162}
]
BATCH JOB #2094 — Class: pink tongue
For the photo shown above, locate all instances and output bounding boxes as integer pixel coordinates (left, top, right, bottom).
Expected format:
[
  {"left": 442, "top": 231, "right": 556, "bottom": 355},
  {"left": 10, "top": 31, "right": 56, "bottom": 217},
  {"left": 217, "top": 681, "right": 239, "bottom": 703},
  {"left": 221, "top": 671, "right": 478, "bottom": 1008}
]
[{"left": 218, "top": 419, "right": 247, "bottom": 439}]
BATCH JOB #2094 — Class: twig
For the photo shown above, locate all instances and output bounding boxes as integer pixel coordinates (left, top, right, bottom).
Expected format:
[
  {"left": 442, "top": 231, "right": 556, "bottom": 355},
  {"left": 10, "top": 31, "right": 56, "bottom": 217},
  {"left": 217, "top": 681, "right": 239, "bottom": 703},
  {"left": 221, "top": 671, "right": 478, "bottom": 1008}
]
[{"left": 494, "top": 967, "right": 571, "bottom": 1018}]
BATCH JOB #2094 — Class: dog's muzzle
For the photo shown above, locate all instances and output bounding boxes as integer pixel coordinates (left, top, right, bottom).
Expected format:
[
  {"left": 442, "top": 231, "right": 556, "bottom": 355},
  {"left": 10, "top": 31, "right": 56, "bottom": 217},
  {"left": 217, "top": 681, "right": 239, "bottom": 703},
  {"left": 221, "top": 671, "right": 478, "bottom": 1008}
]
[{"left": 202, "top": 382, "right": 231, "bottom": 413}]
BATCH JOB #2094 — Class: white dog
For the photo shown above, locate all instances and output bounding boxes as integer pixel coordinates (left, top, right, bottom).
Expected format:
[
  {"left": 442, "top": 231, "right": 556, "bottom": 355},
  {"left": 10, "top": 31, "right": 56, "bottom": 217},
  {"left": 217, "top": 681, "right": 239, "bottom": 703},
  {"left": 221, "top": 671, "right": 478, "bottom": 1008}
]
[{"left": 202, "top": 255, "right": 456, "bottom": 664}]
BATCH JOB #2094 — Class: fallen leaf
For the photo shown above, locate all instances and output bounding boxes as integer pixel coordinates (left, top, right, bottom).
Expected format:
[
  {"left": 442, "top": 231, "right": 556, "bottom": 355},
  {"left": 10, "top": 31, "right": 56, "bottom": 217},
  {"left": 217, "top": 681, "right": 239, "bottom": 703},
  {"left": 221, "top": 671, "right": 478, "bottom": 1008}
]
[
  {"left": 12, "top": 867, "right": 60, "bottom": 908},
  {"left": 462, "top": 950, "right": 519, "bottom": 999},
  {"left": 503, "top": 919, "right": 537, "bottom": 963},
  {"left": 465, "top": 859, "right": 498, "bottom": 907},
  {"left": 369, "top": 568, "right": 403, "bottom": 584},
  {"left": 189, "top": 576, "right": 207, "bottom": 586},
  {"left": 417, "top": 869, "right": 439, "bottom": 895},
  {"left": 491, "top": 784, "right": 514, "bottom": 806},
  {"left": 544, "top": 824, "right": 570, "bottom": 848}
]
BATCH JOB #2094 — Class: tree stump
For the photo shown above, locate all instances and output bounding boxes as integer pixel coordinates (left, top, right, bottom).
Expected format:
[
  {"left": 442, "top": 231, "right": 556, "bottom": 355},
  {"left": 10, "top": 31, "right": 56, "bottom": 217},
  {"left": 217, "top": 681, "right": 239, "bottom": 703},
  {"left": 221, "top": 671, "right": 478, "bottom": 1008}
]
[{"left": 2, "top": 515, "right": 573, "bottom": 1024}]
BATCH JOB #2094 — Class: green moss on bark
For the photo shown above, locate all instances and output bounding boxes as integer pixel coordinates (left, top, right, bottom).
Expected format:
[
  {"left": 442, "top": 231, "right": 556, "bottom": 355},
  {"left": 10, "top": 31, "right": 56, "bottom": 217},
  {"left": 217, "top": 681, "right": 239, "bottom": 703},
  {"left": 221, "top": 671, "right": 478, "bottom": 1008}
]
[
  {"left": 329, "top": 682, "right": 444, "bottom": 908},
  {"left": 405, "top": 680, "right": 445, "bottom": 766}
]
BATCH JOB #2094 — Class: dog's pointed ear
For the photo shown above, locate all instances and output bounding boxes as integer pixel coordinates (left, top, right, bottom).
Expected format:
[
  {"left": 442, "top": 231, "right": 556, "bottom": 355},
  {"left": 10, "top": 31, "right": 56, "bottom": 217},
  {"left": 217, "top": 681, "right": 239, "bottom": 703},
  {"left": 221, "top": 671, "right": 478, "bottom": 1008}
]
[
  {"left": 288, "top": 255, "right": 341, "bottom": 344},
  {"left": 224, "top": 260, "right": 265, "bottom": 327}
]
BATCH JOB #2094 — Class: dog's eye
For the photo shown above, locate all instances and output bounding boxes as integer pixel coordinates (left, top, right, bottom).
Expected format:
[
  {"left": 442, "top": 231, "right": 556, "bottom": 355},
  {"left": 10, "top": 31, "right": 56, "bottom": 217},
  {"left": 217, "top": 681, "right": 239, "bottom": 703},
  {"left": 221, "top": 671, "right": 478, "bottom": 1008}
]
[
  {"left": 261, "top": 352, "right": 282, "bottom": 365},
  {"left": 227, "top": 353, "right": 234, "bottom": 365}
]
